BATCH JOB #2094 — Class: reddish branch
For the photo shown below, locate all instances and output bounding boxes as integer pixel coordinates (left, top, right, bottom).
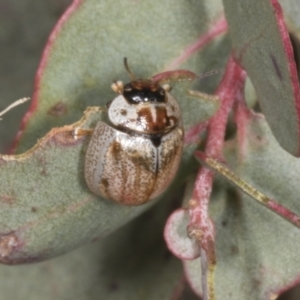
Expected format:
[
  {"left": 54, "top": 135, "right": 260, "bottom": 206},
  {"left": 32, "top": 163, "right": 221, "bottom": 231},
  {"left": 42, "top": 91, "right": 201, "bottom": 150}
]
[{"left": 187, "top": 57, "right": 246, "bottom": 300}]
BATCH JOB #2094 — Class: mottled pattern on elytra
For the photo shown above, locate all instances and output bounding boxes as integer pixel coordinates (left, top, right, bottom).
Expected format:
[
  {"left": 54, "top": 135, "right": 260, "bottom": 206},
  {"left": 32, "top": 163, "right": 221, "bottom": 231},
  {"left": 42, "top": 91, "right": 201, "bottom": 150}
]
[{"left": 85, "top": 121, "right": 183, "bottom": 205}]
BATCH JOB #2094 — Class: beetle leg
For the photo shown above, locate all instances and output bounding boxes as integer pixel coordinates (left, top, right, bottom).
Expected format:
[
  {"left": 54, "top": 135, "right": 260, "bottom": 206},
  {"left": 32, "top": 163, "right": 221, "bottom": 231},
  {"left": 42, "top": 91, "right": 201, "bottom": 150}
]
[
  {"left": 187, "top": 89, "right": 219, "bottom": 102},
  {"left": 73, "top": 128, "right": 94, "bottom": 140}
]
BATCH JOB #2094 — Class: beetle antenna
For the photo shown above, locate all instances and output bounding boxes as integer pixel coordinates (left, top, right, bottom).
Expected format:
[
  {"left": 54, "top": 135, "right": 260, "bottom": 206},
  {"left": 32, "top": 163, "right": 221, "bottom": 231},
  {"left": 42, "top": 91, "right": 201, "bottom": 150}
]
[
  {"left": 198, "top": 69, "right": 222, "bottom": 79},
  {"left": 124, "top": 57, "right": 136, "bottom": 81}
]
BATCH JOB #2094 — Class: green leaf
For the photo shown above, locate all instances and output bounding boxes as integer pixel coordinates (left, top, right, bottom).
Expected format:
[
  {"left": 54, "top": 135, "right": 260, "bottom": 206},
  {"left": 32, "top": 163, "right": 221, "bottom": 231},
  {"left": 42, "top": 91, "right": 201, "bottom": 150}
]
[
  {"left": 16, "top": 0, "right": 227, "bottom": 153},
  {"left": 0, "top": 0, "right": 227, "bottom": 263},
  {"left": 0, "top": 106, "right": 201, "bottom": 263},
  {"left": 0, "top": 199, "right": 183, "bottom": 300},
  {"left": 0, "top": 1, "right": 71, "bottom": 153},
  {"left": 279, "top": 0, "right": 300, "bottom": 31},
  {"left": 223, "top": 0, "right": 300, "bottom": 156},
  {"left": 185, "top": 113, "right": 300, "bottom": 299}
]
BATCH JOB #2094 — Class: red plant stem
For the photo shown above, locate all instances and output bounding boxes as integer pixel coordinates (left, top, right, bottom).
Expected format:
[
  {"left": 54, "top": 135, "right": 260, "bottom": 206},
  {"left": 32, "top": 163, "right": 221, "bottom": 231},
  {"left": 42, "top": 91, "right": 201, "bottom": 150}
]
[
  {"left": 189, "top": 57, "right": 246, "bottom": 226},
  {"left": 187, "top": 57, "right": 246, "bottom": 300},
  {"left": 267, "top": 200, "right": 300, "bottom": 227},
  {"left": 184, "top": 121, "right": 208, "bottom": 145}
]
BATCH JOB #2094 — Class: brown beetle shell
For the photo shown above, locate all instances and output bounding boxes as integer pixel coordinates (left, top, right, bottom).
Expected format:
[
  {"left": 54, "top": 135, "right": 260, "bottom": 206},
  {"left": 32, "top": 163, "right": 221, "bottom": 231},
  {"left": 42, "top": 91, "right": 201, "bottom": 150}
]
[{"left": 84, "top": 121, "right": 183, "bottom": 205}]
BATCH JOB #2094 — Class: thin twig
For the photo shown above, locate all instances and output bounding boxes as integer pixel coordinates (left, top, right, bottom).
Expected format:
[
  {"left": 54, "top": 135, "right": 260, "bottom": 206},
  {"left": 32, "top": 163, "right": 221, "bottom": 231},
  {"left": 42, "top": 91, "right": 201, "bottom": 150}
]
[
  {"left": 0, "top": 97, "right": 30, "bottom": 120},
  {"left": 198, "top": 153, "right": 300, "bottom": 228}
]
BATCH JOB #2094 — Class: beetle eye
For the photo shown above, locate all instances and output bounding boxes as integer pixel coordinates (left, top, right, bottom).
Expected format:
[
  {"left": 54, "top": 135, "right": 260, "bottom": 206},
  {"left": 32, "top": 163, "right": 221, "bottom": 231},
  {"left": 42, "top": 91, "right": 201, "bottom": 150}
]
[{"left": 123, "top": 83, "right": 166, "bottom": 104}]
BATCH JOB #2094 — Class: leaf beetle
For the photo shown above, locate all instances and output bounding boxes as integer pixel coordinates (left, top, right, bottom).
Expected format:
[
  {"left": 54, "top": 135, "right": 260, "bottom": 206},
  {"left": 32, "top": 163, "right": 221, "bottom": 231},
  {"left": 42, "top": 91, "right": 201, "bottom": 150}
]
[{"left": 84, "top": 59, "right": 184, "bottom": 205}]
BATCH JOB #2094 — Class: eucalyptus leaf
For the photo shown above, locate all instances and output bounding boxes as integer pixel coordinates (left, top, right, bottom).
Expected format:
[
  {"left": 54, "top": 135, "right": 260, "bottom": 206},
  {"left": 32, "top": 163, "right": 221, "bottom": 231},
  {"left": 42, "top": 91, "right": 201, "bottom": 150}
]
[
  {"left": 15, "top": 0, "right": 227, "bottom": 153},
  {"left": 0, "top": 198, "right": 183, "bottom": 300},
  {"left": 186, "top": 113, "right": 300, "bottom": 299},
  {"left": 223, "top": 0, "right": 300, "bottom": 156},
  {"left": 0, "top": 0, "right": 226, "bottom": 263}
]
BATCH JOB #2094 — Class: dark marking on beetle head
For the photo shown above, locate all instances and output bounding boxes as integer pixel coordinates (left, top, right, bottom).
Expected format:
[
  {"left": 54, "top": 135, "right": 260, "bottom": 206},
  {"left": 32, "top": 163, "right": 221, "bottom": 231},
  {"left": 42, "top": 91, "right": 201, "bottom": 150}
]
[
  {"left": 123, "top": 79, "right": 166, "bottom": 104},
  {"left": 270, "top": 54, "right": 282, "bottom": 81}
]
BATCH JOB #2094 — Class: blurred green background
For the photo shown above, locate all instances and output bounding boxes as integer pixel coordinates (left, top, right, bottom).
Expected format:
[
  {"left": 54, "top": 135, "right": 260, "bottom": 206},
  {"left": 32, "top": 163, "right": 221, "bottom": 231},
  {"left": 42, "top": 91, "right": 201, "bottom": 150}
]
[
  {"left": 0, "top": 1, "right": 300, "bottom": 299},
  {"left": 0, "top": 0, "right": 71, "bottom": 153}
]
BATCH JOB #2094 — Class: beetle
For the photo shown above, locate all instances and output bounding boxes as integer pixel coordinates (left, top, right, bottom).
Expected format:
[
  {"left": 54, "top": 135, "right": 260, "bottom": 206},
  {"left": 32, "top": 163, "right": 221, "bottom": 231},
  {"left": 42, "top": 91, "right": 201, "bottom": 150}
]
[{"left": 84, "top": 59, "right": 184, "bottom": 205}]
